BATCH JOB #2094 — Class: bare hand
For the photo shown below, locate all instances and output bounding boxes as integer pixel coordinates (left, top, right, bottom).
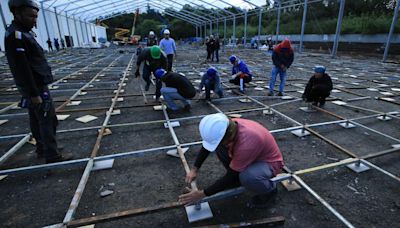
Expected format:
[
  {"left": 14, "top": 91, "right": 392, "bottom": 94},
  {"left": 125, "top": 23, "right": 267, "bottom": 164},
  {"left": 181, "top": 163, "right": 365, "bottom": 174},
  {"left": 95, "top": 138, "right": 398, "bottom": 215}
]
[
  {"left": 31, "top": 96, "right": 43, "bottom": 104},
  {"left": 178, "top": 187, "right": 205, "bottom": 205},
  {"left": 185, "top": 168, "right": 198, "bottom": 183}
]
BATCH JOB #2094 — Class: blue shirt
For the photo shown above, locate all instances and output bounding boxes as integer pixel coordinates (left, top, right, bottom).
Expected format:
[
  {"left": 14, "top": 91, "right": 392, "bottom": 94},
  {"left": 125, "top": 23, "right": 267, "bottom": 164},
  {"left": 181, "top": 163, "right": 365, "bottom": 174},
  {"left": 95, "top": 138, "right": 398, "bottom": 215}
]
[
  {"left": 232, "top": 60, "right": 252, "bottom": 77},
  {"left": 199, "top": 72, "right": 223, "bottom": 92},
  {"left": 159, "top": 38, "right": 176, "bottom": 55}
]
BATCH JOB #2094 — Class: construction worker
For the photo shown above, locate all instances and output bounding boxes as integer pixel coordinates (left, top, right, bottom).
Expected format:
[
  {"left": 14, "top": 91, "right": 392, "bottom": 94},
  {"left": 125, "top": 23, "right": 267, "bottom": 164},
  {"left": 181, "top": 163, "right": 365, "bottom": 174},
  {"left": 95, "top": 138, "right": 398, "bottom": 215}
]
[
  {"left": 179, "top": 113, "right": 284, "bottom": 208},
  {"left": 302, "top": 66, "right": 333, "bottom": 107},
  {"left": 268, "top": 38, "right": 294, "bottom": 96},
  {"left": 198, "top": 67, "right": 223, "bottom": 101},
  {"left": 54, "top": 38, "right": 60, "bottom": 51},
  {"left": 229, "top": 55, "right": 252, "bottom": 93},
  {"left": 147, "top": 30, "right": 158, "bottom": 47},
  {"left": 212, "top": 35, "right": 220, "bottom": 62},
  {"left": 159, "top": 29, "right": 176, "bottom": 71},
  {"left": 5, "top": 0, "right": 72, "bottom": 163},
  {"left": 155, "top": 68, "right": 196, "bottom": 113},
  {"left": 46, "top": 38, "right": 53, "bottom": 51},
  {"left": 135, "top": 45, "right": 168, "bottom": 101}
]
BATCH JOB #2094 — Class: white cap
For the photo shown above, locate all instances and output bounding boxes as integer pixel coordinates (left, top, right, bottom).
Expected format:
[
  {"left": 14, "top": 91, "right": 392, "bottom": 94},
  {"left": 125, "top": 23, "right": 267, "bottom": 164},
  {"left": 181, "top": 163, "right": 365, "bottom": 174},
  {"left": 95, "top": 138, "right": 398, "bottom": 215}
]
[
  {"left": 199, "top": 113, "right": 229, "bottom": 152},
  {"left": 164, "top": 29, "right": 170, "bottom": 35},
  {"left": 149, "top": 31, "right": 155, "bottom": 36}
]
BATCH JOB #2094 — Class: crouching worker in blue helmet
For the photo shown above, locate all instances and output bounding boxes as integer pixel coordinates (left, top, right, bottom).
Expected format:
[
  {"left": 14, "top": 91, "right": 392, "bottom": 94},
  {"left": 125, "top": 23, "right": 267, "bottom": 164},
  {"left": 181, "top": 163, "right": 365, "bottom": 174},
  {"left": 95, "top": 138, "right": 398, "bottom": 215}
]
[
  {"left": 135, "top": 45, "right": 168, "bottom": 102},
  {"left": 229, "top": 55, "right": 252, "bottom": 93},
  {"left": 155, "top": 69, "right": 196, "bottom": 113},
  {"left": 198, "top": 67, "right": 224, "bottom": 101},
  {"left": 302, "top": 66, "right": 333, "bottom": 107},
  {"left": 179, "top": 113, "right": 284, "bottom": 208}
]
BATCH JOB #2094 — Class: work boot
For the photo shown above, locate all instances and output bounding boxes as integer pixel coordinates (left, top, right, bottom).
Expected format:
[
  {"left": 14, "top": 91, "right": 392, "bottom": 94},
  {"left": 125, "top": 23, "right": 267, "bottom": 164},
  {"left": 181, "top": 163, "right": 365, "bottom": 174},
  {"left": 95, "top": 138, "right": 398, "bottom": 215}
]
[
  {"left": 248, "top": 188, "right": 278, "bottom": 209},
  {"left": 183, "top": 104, "right": 191, "bottom": 112},
  {"left": 277, "top": 92, "right": 283, "bottom": 96},
  {"left": 267, "top": 91, "right": 274, "bottom": 96},
  {"left": 46, "top": 154, "right": 74, "bottom": 164},
  {"left": 145, "top": 83, "right": 150, "bottom": 91},
  {"left": 37, "top": 146, "right": 64, "bottom": 159},
  {"left": 312, "top": 101, "right": 318, "bottom": 106}
]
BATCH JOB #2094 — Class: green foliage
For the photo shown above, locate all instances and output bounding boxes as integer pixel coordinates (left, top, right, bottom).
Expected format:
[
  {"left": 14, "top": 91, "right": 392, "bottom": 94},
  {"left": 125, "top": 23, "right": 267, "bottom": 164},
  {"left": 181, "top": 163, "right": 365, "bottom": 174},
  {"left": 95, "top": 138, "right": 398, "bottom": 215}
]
[{"left": 136, "top": 19, "right": 163, "bottom": 37}]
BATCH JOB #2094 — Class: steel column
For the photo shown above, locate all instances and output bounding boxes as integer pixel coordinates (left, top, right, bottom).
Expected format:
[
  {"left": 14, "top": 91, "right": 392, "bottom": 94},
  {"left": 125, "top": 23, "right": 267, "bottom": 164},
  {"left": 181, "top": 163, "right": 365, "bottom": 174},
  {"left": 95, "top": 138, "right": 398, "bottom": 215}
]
[
  {"left": 223, "top": 18, "right": 226, "bottom": 52},
  {"left": 299, "top": 0, "right": 308, "bottom": 53},
  {"left": 73, "top": 17, "right": 81, "bottom": 46},
  {"left": 332, "top": 0, "right": 346, "bottom": 58},
  {"left": 244, "top": 10, "right": 247, "bottom": 46},
  {"left": 233, "top": 15, "right": 236, "bottom": 42},
  {"left": 41, "top": 2, "right": 51, "bottom": 40},
  {"left": 0, "top": 3, "right": 7, "bottom": 29},
  {"left": 276, "top": 0, "right": 281, "bottom": 43},
  {"left": 66, "top": 12, "right": 72, "bottom": 46},
  {"left": 258, "top": 8, "right": 262, "bottom": 41},
  {"left": 383, "top": 0, "right": 400, "bottom": 62},
  {"left": 54, "top": 7, "right": 63, "bottom": 40}
]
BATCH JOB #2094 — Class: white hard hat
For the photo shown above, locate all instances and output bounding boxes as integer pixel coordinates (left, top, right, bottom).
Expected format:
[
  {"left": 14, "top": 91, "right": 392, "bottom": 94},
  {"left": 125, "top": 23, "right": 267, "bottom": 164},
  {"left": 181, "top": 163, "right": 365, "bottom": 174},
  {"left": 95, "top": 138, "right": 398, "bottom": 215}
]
[
  {"left": 149, "top": 31, "right": 155, "bottom": 36},
  {"left": 164, "top": 29, "right": 170, "bottom": 35},
  {"left": 199, "top": 113, "right": 229, "bottom": 152}
]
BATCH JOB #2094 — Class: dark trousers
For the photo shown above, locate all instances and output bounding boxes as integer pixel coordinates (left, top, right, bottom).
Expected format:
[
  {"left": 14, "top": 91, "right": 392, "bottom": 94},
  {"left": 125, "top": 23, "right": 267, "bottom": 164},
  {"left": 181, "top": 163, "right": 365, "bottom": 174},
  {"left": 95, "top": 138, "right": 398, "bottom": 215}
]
[
  {"left": 28, "top": 95, "right": 59, "bottom": 160},
  {"left": 212, "top": 49, "right": 219, "bottom": 62},
  {"left": 306, "top": 86, "right": 330, "bottom": 105},
  {"left": 206, "top": 49, "right": 212, "bottom": 60},
  {"left": 142, "top": 65, "right": 162, "bottom": 98},
  {"left": 167, "top": 54, "right": 174, "bottom": 71},
  {"left": 229, "top": 75, "right": 252, "bottom": 87}
]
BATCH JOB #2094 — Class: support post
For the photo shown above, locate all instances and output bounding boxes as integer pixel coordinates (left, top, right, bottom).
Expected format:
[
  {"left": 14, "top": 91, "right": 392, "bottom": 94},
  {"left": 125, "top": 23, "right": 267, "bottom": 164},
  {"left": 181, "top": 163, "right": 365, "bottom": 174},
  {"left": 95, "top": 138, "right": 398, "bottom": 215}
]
[
  {"left": 73, "top": 17, "right": 81, "bottom": 47},
  {"left": 232, "top": 15, "right": 236, "bottom": 43},
  {"left": 244, "top": 10, "right": 247, "bottom": 46},
  {"left": 299, "top": 0, "right": 308, "bottom": 53},
  {"left": 383, "top": 0, "right": 400, "bottom": 62},
  {"left": 223, "top": 18, "right": 226, "bottom": 52},
  {"left": 66, "top": 12, "right": 72, "bottom": 47},
  {"left": 209, "top": 21, "right": 212, "bottom": 35},
  {"left": 332, "top": 0, "right": 346, "bottom": 58},
  {"left": 41, "top": 2, "right": 51, "bottom": 40},
  {"left": 0, "top": 3, "right": 7, "bottom": 29},
  {"left": 276, "top": 0, "right": 281, "bottom": 44},
  {"left": 54, "top": 7, "right": 63, "bottom": 40},
  {"left": 258, "top": 8, "right": 262, "bottom": 42},
  {"left": 204, "top": 23, "right": 207, "bottom": 39},
  {"left": 80, "top": 20, "right": 86, "bottom": 44}
]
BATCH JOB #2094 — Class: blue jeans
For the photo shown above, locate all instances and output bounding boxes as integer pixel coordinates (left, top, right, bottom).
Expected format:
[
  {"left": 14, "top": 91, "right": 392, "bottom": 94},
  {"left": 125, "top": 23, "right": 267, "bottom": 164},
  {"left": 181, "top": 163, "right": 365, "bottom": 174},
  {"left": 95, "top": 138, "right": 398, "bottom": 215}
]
[
  {"left": 269, "top": 66, "right": 287, "bottom": 93},
  {"left": 216, "top": 146, "right": 276, "bottom": 194},
  {"left": 239, "top": 162, "right": 276, "bottom": 194},
  {"left": 161, "top": 87, "right": 191, "bottom": 111},
  {"left": 204, "top": 80, "right": 223, "bottom": 100}
]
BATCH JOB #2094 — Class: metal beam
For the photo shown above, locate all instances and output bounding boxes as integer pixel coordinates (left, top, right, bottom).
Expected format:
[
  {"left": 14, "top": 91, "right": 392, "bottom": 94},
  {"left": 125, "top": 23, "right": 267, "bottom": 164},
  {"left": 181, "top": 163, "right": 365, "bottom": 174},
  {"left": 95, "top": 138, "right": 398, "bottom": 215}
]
[
  {"left": 332, "top": 0, "right": 346, "bottom": 58},
  {"left": 41, "top": 2, "right": 51, "bottom": 40},
  {"left": 276, "top": 0, "right": 281, "bottom": 43},
  {"left": 299, "top": 0, "right": 308, "bottom": 53},
  {"left": 0, "top": 3, "right": 7, "bottom": 29},
  {"left": 383, "top": 0, "right": 400, "bottom": 62}
]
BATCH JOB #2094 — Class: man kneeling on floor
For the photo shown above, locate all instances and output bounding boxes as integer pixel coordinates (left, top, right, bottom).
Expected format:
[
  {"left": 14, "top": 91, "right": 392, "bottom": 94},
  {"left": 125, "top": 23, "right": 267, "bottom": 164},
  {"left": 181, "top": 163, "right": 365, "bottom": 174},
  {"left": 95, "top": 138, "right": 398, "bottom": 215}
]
[
  {"left": 229, "top": 55, "right": 252, "bottom": 93},
  {"left": 179, "top": 113, "right": 284, "bottom": 208},
  {"left": 302, "top": 66, "right": 333, "bottom": 107},
  {"left": 155, "top": 68, "right": 196, "bottom": 113},
  {"left": 198, "top": 67, "right": 224, "bottom": 101}
]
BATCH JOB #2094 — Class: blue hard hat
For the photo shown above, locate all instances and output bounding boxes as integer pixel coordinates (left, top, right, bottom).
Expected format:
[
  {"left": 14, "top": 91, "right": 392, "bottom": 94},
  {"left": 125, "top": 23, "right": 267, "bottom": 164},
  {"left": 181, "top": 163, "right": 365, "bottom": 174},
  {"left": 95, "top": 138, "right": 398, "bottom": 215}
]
[
  {"left": 155, "top": 68, "right": 167, "bottom": 79},
  {"left": 314, "top": 65, "right": 326, "bottom": 74},
  {"left": 207, "top": 67, "right": 217, "bottom": 76},
  {"left": 229, "top": 55, "right": 237, "bottom": 64}
]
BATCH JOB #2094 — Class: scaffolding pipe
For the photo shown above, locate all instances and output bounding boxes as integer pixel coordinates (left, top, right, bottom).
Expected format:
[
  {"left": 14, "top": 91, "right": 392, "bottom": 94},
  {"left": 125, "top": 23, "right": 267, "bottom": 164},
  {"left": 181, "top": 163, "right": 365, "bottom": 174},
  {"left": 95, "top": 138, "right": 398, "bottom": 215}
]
[
  {"left": 332, "top": 0, "right": 346, "bottom": 58},
  {"left": 383, "top": 0, "right": 400, "bottom": 62},
  {"left": 41, "top": 2, "right": 51, "bottom": 40},
  {"left": 275, "top": 0, "right": 281, "bottom": 43},
  {"left": 0, "top": 3, "right": 7, "bottom": 29},
  {"left": 299, "top": 0, "right": 308, "bottom": 53}
]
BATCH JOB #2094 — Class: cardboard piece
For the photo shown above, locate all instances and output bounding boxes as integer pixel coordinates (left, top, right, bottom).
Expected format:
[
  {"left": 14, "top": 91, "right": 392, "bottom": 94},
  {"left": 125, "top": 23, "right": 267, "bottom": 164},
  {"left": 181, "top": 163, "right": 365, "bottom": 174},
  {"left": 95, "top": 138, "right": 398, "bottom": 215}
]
[
  {"left": 111, "top": 97, "right": 124, "bottom": 102},
  {"left": 332, "top": 101, "right": 347, "bottom": 106},
  {"left": 78, "top": 92, "right": 87, "bottom": 96},
  {"left": 0, "top": 120, "right": 8, "bottom": 126},
  {"left": 281, "top": 96, "right": 293, "bottom": 100},
  {"left": 77, "top": 225, "right": 95, "bottom": 228},
  {"left": 391, "top": 88, "right": 400, "bottom": 92},
  {"left": 98, "top": 128, "right": 112, "bottom": 136},
  {"left": 166, "top": 147, "right": 189, "bottom": 157},
  {"left": 185, "top": 202, "right": 213, "bottom": 223},
  {"left": 238, "top": 98, "right": 252, "bottom": 103},
  {"left": 331, "top": 89, "right": 341, "bottom": 93},
  {"left": 56, "top": 115, "right": 70, "bottom": 121},
  {"left": 254, "top": 87, "right": 264, "bottom": 91},
  {"left": 67, "top": 101, "right": 82, "bottom": 106},
  {"left": 76, "top": 115, "right": 98, "bottom": 123},
  {"left": 153, "top": 105, "right": 163, "bottom": 111},
  {"left": 281, "top": 179, "right": 302, "bottom": 191},
  {"left": 228, "top": 114, "right": 242, "bottom": 118},
  {"left": 380, "top": 92, "right": 394, "bottom": 96},
  {"left": 106, "top": 109, "right": 121, "bottom": 116},
  {"left": 255, "top": 81, "right": 264, "bottom": 84},
  {"left": 113, "top": 89, "right": 125, "bottom": 93},
  {"left": 367, "top": 88, "right": 379, "bottom": 92},
  {"left": 28, "top": 138, "right": 36, "bottom": 145},
  {"left": 0, "top": 175, "right": 7, "bottom": 181},
  {"left": 381, "top": 97, "right": 396, "bottom": 102},
  {"left": 164, "top": 121, "right": 180, "bottom": 128}
]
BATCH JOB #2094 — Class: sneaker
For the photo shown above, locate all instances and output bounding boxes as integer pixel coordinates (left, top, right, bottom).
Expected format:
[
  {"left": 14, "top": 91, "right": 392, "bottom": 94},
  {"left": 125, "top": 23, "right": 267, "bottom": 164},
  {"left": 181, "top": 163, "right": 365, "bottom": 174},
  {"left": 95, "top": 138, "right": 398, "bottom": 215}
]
[
  {"left": 267, "top": 91, "right": 274, "bottom": 96},
  {"left": 46, "top": 154, "right": 74, "bottom": 163},
  {"left": 145, "top": 83, "right": 150, "bottom": 91},
  {"left": 248, "top": 188, "right": 278, "bottom": 209},
  {"left": 277, "top": 92, "right": 283, "bottom": 96}
]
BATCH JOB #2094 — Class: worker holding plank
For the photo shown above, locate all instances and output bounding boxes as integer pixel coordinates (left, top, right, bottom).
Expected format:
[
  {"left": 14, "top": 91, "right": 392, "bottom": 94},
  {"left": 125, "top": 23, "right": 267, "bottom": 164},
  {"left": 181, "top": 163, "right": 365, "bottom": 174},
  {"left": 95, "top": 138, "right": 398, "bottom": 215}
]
[{"left": 179, "top": 114, "right": 284, "bottom": 208}]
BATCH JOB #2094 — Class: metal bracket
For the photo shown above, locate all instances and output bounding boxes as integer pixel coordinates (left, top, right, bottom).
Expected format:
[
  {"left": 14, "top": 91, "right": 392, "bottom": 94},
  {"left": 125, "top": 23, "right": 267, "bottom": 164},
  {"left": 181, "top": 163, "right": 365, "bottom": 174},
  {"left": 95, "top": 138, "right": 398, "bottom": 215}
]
[
  {"left": 185, "top": 202, "right": 213, "bottom": 223},
  {"left": 93, "top": 159, "right": 114, "bottom": 171},
  {"left": 346, "top": 161, "right": 370, "bottom": 173},
  {"left": 377, "top": 115, "right": 392, "bottom": 121},
  {"left": 166, "top": 147, "right": 189, "bottom": 158},
  {"left": 339, "top": 121, "right": 356, "bottom": 129},
  {"left": 291, "top": 128, "right": 310, "bottom": 137}
]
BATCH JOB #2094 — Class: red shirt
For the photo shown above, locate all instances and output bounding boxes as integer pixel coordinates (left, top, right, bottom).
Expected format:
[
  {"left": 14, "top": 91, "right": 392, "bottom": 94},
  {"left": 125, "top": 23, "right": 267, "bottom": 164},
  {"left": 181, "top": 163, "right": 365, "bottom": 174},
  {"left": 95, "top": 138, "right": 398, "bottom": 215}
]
[{"left": 228, "top": 118, "right": 284, "bottom": 175}]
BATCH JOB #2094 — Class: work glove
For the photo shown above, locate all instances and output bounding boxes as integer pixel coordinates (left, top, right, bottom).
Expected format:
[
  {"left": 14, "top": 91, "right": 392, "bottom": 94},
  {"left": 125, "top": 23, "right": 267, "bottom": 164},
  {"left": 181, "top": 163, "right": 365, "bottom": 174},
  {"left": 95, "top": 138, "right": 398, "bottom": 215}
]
[{"left": 135, "top": 70, "right": 140, "bottom": 78}]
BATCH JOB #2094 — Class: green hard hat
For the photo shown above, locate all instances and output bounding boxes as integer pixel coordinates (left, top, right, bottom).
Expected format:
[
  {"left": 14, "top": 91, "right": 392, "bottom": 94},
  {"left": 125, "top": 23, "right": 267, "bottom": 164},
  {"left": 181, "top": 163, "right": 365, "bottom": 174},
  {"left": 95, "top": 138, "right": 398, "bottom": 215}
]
[{"left": 150, "top": 46, "right": 161, "bottom": 59}]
